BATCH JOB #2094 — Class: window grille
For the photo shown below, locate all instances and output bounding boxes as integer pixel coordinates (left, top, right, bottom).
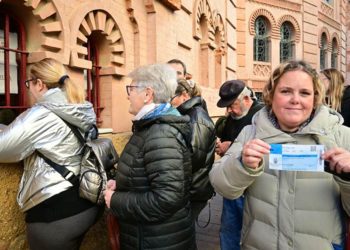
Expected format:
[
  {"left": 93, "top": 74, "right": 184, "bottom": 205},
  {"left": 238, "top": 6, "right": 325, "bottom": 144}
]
[
  {"left": 320, "top": 33, "right": 328, "bottom": 70},
  {"left": 254, "top": 17, "right": 270, "bottom": 62},
  {"left": 0, "top": 11, "right": 28, "bottom": 125},
  {"left": 280, "top": 22, "right": 294, "bottom": 62},
  {"left": 331, "top": 38, "right": 338, "bottom": 69}
]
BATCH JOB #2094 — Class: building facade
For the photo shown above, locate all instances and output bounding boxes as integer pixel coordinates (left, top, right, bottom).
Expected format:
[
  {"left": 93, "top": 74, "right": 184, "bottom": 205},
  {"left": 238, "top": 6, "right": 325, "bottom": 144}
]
[
  {"left": 0, "top": 0, "right": 348, "bottom": 131},
  {"left": 0, "top": 0, "right": 348, "bottom": 249}
]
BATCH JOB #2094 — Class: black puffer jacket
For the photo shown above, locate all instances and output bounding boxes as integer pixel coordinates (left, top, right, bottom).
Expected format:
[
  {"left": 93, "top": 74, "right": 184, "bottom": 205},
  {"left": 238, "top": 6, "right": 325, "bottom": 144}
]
[
  {"left": 110, "top": 114, "right": 196, "bottom": 250},
  {"left": 177, "top": 96, "right": 216, "bottom": 202}
]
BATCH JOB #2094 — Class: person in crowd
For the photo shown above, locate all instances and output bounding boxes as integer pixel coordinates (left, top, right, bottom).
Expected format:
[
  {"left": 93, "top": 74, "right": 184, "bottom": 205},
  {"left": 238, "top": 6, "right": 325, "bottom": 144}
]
[
  {"left": 171, "top": 78, "right": 216, "bottom": 219},
  {"left": 0, "top": 58, "right": 99, "bottom": 250},
  {"left": 215, "top": 80, "right": 263, "bottom": 250},
  {"left": 210, "top": 60, "right": 350, "bottom": 250},
  {"left": 104, "top": 64, "right": 196, "bottom": 250},
  {"left": 320, "top": 68, "right": 344, "bottom": 111},
  {"left": 341, "top": 82, "right": 350, "bottom": 127},
  {"left": 168, "top": 58, "right": 187, "bottom": 80}
]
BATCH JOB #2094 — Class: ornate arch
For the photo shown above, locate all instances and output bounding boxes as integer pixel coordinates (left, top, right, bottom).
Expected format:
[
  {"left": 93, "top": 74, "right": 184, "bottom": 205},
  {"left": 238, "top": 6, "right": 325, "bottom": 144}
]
[
  {"left": 249, "top": 9, "right": 277, "bottom": 38},
  {"left": 23, "top": 0, "right": 69, "bottom": 63},
  {"left": 318, "top": 27, "right": 330, "bottom": 48},
  {"left": 330, "top": 32, "right": 340, "bottom": 54},
  {"left": 70, "top": 10, "right": 125, "bottom": 76},
  {"left": 213, "top": 11, "right": 225, "bottom": 50},
  {"left": 193, "top": 0, "right": 215, "bottom": 41},
  {"left": 276, "top": 15, "right": 301, "bottom": 43}
]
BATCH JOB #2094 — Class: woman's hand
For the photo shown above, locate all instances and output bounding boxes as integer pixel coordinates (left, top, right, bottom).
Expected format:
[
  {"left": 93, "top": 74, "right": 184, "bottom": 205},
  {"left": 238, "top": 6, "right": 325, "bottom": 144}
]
[
  {"left": 323, "top": 147, "right": 350, "bottom": 173},
  {"left": 104, "top": 180, "right": 117, "bottom": 209},
  {"left": 242, "top": 139, "right": 271, "bottom": 169}
]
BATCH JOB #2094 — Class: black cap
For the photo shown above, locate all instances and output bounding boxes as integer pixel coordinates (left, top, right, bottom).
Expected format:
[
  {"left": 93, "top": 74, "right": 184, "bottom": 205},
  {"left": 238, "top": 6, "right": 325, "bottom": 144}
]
[{"left": 217, "top": 80, "right": 246, "bottom": 107}]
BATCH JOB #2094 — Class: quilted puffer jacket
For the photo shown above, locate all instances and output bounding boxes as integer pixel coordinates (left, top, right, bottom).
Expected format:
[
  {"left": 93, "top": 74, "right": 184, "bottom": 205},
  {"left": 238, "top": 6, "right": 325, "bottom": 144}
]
[
  {"left": 177, "top": 96, "right": 216, "bottom": 202},
  {"left": 110, "top": 107, "right": 196, "bottom": 250},
  {"left": 210, "top": 106, "right": 350, "bottom": 250},
  {"left": 0, "top": 88, "right": 96, "bottom": 211}
]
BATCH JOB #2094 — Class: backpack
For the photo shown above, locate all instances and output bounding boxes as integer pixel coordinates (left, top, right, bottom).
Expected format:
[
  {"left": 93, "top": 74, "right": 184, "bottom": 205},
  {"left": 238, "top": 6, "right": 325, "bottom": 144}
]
[{"left": 38, "top": 120, "right": 119, "bottom": 205}]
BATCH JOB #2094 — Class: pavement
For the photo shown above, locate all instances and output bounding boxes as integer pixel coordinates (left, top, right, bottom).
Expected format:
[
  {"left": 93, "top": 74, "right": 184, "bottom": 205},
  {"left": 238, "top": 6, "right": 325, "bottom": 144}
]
[{"left": 195, "top": 194, "right": 223, "bottom": 250}]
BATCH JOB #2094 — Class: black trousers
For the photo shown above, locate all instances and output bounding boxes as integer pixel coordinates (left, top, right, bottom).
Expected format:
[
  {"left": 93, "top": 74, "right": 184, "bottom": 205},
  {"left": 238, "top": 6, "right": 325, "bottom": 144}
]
[{"left": 26, "top": 206, "right": 99, "bottom": 250}]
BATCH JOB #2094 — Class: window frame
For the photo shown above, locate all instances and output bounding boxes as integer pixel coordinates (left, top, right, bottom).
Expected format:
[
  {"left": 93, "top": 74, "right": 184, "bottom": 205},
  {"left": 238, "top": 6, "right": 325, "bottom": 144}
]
[
  {"left": 280, "top": 22, "right": 295, "bottom": 63},
  {"left": 254, "top": 16, "right": 270, "bottom": 62},
  {"left": 85, "top": 40, "right": 103, "bottom": 124},
  {"left": 320, "top": 33, "right": 328, "bottom": 70},
  {"left": 0, "top": 11, "right": 28, "bottom": 113}
]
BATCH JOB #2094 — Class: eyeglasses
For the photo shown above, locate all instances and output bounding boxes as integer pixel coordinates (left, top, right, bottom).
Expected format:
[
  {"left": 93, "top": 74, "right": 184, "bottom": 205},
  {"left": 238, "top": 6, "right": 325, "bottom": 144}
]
[
  {"left": 170, "top": 94, "right": 180, "bottom": 103},
  {"left": 24, "top": 78, "right": 37, "bottom": 89},
  {"left": 125, "top": 85, "right": 144, "bottom": 95}
]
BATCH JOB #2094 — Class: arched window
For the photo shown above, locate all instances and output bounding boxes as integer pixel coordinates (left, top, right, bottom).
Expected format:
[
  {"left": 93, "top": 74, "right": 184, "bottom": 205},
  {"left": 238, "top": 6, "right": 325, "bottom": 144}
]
[
  {"left": 320, "top": 33, "right": 328, "bottom": 70},
  {"left": 331, "top": 38, "right": 338, "bottom": 69},
  {"left": 254, "top": 16, "right": 270, "bottom": 62},
  {"left": 0, "top": 11, "right": 27, "bottom": 125},
  {"left": 280, "top": 22, "right": 294, "bottom": 62},
  {"left": 84, "top": 34, "right": 102, "bottom": 125}
]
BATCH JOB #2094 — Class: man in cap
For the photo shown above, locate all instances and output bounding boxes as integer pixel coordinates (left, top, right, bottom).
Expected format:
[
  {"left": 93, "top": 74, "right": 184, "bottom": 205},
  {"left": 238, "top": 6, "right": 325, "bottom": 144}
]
[{"left": 213, "top": 80, "right": 263, "bottom": 250}]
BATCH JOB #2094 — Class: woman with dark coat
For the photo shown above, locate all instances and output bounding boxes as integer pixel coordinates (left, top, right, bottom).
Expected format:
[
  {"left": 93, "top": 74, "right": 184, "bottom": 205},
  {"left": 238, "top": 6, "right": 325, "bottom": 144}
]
[
  {"left": 104, "top": 64, "right": 196, "bottom": 250},
  {"left": 171, "top": 79, "right": 216, "bottom": 218}
]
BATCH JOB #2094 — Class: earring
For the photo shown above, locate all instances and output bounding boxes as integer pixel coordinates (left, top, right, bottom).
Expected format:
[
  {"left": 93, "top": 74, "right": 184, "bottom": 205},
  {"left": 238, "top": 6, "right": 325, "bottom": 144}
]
[{"left": 144, "top": 100, "right": 147, "bottom": 104}]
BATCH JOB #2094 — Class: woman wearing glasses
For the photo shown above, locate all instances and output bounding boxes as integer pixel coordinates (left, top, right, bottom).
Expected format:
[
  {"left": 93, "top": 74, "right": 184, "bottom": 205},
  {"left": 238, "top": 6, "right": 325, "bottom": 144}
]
[
  {"left": 0, "top": 58, "right": 99, "bottom": 249},
  {"left": 104, "top": 64, "right": 196, "bottom": 249}
]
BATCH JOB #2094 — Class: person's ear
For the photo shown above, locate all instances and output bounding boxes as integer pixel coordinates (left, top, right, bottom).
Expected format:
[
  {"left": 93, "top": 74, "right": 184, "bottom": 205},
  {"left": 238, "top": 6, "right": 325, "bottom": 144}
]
[
  {"left": 144, "top": 87, "right": 154, "bottom": 102},
  {"left": 36, "top": 79, "right": 48, "bottom": 92}
]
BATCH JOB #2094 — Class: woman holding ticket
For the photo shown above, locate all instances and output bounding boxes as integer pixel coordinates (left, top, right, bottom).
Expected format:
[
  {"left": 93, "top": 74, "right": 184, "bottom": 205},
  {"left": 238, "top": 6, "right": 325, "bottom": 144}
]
[{"left": 210, "top": 60, "right": 350, "bottom": 250}]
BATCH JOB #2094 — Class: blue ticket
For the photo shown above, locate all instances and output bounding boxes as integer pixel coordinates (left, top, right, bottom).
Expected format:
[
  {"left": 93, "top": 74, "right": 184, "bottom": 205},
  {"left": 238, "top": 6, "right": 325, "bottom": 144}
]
[{"left": 269, "top": 144, "right": 324, "bottom": 171}]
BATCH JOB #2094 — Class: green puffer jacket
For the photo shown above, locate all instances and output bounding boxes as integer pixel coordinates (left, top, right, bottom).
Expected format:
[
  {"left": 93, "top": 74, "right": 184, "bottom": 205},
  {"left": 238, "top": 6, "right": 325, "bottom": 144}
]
[
  {"left": 210, "top": 106, "right": 350, "bottom": 250},
  {"left": 110, "top": 112, "right": 196, "bottom": 250}
]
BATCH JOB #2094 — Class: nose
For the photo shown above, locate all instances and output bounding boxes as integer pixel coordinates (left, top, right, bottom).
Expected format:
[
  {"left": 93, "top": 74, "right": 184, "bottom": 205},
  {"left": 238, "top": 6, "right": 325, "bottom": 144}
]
[{"left": 290, "top": 93, "right": 300, "bottom": 103}]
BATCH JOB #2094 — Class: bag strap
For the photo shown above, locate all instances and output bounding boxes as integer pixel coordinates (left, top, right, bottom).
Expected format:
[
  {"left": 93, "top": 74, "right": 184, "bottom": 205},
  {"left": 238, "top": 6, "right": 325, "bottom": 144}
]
[
  {"left": 37, "top": 150, "right": 78, "bottom": 184},
  {"left": 36, "top": 115, "right": 85, "bottom": 185}
]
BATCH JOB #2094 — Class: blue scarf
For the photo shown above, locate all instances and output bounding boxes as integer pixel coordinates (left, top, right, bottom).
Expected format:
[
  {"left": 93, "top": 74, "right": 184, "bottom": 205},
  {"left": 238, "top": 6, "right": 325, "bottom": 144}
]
[{"left": 142, "top": 103, "right": 180, "bottom": 120}]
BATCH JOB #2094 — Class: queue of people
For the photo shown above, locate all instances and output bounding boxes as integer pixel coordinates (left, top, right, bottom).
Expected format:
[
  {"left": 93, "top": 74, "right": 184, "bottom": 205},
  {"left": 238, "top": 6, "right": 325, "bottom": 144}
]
[{"left": 0, "top": 57, "right": 350, "bottom": 250}]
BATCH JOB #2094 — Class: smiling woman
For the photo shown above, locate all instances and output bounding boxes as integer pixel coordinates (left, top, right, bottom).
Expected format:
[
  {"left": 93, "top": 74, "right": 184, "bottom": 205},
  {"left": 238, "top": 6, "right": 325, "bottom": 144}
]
[{"left": 210, "top": 60, "right": 350, "bottom": 250}]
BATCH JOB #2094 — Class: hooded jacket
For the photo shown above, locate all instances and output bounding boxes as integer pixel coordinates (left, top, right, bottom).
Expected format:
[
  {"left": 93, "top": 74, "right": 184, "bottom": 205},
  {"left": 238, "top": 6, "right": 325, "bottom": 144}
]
[
  {"left": 0, "top": 88, "right": 96, "bottom": 212},
  {"left": 210, "top": 106, "right": 350, "bottom": 250},
  {"left": 110, "top": 106, "right": 196, "bottom": 250},
  {"left": 177, "top": 96, "right": 216, "bottom": 202}
]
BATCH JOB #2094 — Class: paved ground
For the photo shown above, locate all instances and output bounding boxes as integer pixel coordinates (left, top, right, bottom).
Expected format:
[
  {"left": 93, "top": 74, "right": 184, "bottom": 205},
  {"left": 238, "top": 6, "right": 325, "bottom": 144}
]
[{"left": 196, "top": 194, "right": 222, "bottom": 250}]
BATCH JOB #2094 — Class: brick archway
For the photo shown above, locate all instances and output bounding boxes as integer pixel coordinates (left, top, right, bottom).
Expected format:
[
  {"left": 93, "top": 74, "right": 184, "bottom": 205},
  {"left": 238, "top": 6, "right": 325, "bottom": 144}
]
[{"left": 70, "top": 10, "right": 126, "bottom": 76}]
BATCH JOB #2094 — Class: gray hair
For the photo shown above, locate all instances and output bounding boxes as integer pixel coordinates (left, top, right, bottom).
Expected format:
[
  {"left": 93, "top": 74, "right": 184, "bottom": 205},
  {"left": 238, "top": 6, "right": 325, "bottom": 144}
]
[
  {"left": 128, "top": 64, "right": 177, "bottom": 103},
  {"left": 237, "top": 87, "right": 253, "bottom": 101}
]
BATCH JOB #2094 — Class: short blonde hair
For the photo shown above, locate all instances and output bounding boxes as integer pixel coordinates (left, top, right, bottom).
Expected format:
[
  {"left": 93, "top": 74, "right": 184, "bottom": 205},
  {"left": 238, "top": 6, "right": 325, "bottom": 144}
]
[
  {"left": 263, "top": 60, "right": 324, "bottom": 109},
  {"left": 27, "top": 58, "right": 85, "bottom": 104}
]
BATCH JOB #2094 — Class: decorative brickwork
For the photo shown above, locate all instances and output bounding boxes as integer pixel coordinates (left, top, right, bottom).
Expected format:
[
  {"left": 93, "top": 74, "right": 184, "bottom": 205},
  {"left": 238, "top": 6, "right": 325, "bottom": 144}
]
[
  {"left": 71, "top": 10, "right": 125, "bottom": 76},
  {"left": 330, "top": 32, "right": 340, "bottom": 54},
  {"left": 276, "top": 15, "right": 301, "bottom": 43},
  {"left": 253, "top": 62, "right": 271, "bottom": 77},
  {"left": 193, "top": 0, "right": 214, "bottom": 41},
  {"left": 318, "top": 27, "right": 330, "bottom": 48},
  {"left": 320, "top": 2, "right": 334, "bottom": 18},
  {"left": 249, "top": 8, "right": 278, "bottom": 39},
  {"left": 23, "top": 0, "right": 68, "bottom": 62}
]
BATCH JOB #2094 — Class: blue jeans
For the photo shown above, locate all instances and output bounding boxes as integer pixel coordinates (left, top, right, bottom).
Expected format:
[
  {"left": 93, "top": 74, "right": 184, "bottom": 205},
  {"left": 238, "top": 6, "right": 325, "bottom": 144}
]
[{"left": 220, "top": 196, "right": 244, "bottom": 250}]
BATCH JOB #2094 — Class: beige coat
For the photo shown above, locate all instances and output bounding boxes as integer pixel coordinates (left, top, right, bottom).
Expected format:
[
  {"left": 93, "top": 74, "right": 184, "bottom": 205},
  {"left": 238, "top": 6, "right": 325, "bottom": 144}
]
[{"left": 210, "top": 106, "right": 350, "bottom": 250}]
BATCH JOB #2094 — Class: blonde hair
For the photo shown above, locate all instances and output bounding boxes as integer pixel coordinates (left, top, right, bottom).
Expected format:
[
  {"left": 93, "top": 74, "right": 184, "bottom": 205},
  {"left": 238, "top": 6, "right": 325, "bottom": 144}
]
[
  {"left": 320, "top": 68, "right": 344, "bottom": 111},
  {"left": 27, "top": 58, "right": 85, "bottom": 104},
  {"left": 263, "top": 60, "right": 324, "bottom": 109},
  {"left": 175, "top": 79, "right": 201, "bottom": 97}
]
